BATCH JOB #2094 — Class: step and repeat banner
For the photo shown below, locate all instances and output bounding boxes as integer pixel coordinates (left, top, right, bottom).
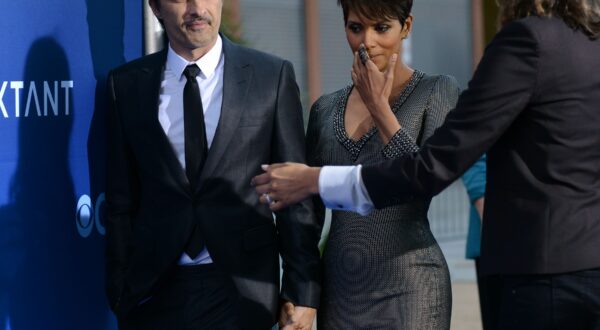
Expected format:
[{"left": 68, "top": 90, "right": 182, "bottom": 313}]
[{"left": 0, "top": 1, "right": 142, "bottom": 329}]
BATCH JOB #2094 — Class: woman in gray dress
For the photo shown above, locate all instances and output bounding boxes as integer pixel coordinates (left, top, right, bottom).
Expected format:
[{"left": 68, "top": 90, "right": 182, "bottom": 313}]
[{"left": 308, "top": 0, "right": 459, "bottom": 328}]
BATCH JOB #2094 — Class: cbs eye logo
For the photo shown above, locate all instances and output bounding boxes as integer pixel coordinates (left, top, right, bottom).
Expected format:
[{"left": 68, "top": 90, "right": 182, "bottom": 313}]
[{"left": 76, "top": 193, "right": 106, "bottom": 238}]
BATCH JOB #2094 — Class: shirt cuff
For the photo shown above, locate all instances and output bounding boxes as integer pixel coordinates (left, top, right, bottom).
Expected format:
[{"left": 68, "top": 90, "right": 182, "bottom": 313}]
[{"left": 318, "top": 165, "right": 374, "bottom": 216}]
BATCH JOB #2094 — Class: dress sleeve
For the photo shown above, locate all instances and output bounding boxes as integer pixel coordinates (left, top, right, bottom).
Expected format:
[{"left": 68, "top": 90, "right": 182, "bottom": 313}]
[
  {"left": 382, "top": 75, "right": 460, "bottom": 159},
  {"left": 381, "top": 129, "right": 419, "bottom": 159},
  {"left": 420, "top": 75, "right": 461, "bottom": 147}
]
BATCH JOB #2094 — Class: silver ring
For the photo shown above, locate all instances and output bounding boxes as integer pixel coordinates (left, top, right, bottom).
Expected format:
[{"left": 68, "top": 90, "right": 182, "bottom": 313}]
[{"left": 264, "top": 193, "right": 273, "bottom": 204}]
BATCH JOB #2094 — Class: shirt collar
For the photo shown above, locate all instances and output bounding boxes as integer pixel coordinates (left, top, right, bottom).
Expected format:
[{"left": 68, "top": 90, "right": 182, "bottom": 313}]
[{"left": 166, "top": 35, "right": 223, "bottom": 80}]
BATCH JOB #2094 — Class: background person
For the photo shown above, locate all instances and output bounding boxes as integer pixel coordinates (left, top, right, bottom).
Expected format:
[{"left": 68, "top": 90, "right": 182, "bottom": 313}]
[{"left": 462, "top": 155, "right": 501, "bottom": 330}]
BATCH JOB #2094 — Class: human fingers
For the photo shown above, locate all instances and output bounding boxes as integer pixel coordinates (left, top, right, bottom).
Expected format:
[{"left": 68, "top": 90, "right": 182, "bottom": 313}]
[
  {"left": 291, "top": 306, "right": 316, "bottom": 330},
  {"left": 384, "top": 53, "right": 398, "bottom": 81},
  {"left": 268, "top": 199, "right": 287, "bottom": 212},
  {"left": 352, "top": 51, "right": 362, "bottom": 79},
  {"left": 251, "top": 171, "right": 272, "bottom": 187},
  {"left": 283, "top": 301, "right": 295, "bottom": 315},
  {"left": 358, "top": 43, "right": 370, "bottom": 64},
  {"left": 259, "top": 192, "right": 278, "bottom": 205},
  {"left": 365, "top": 56, "right": 380, "bottom": 73},
  {"left": 279, "top": 302, "right": 295, "bottom": 327},
  {"left": 255, "top": 180, "right": 272, "bottom": 194}
]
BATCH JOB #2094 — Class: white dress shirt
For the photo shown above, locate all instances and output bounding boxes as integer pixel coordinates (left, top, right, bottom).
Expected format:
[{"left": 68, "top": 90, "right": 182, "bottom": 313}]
[
  {"left": 318, "top": 165, "right": 375, "bottom": 216},
  {"left": 157, "top": 36, "right": 224, "bottom": 265}
]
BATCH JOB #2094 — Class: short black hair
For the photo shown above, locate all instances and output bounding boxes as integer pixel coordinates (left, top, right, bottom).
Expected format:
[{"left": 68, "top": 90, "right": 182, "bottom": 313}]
[{"left": 337, "top": 0, "right": 413, "bottom": 26}]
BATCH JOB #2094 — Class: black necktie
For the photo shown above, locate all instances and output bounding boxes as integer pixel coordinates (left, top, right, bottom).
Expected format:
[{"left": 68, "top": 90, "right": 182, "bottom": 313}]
[{"left": 183, "top": 64, "right": 207, "bottom": 258}]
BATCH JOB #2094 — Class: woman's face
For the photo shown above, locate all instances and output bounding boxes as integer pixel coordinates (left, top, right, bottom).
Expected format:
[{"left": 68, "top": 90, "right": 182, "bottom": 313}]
[{"left": 345, "top": 9, "right": 412, "bottom": 72}]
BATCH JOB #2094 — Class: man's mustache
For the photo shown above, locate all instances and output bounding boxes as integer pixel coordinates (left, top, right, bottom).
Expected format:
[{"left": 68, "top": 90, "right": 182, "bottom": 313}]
[{"left": 185, "top": 16, "right": 212, "bottom": 26}]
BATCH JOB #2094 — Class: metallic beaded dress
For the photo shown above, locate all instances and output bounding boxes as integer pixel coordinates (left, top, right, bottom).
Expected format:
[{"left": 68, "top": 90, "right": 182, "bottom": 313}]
[{"left": 307, "top": 71, "right": 460, "bottom": 329}]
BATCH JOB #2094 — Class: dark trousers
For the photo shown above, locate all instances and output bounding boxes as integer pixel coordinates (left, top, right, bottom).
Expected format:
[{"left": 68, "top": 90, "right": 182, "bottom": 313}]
[
  {"left": 475, "top": 258, "right": 502, "bottom": 330},
  {"left": 118, "top": 264, "right": 241, "bottom": 330},
  {"left": 495, "top": 267, "right": 600, "bottom": 330}
]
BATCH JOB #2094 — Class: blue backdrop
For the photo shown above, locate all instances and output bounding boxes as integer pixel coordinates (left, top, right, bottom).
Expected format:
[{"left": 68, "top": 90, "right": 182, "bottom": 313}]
[{"left": 0, "top": 1, "right": 142, "bottom": 329}]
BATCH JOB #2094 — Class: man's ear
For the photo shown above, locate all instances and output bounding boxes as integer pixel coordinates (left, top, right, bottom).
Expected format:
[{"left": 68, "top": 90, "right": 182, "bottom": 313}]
[{"left": 149, "top": 0, "right": 162, "bottom": 20}]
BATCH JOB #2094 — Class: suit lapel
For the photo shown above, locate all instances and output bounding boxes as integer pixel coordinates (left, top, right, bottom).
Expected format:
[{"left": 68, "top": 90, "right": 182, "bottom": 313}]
[
  {"left": 197, "top": 37, "right": 252, "bottom": 193},
  {"left": 138, "top": 50, "right": 191, "bottom": 192}
]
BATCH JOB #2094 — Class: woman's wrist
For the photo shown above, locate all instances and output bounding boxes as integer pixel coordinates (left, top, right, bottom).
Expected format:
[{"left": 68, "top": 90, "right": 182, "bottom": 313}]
[
  {"left": 365, "top": 97, "right": 390, "bottom": 116},
  {"left": 367, "top": 101, "right": 401, "bottom": 144},
  {"left": 305, "top": 166, "right": 322, "bottom": 195}
]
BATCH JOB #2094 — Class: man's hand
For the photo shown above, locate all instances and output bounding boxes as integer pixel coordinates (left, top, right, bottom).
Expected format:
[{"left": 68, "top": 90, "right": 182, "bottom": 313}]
[
  {"left": 279, "top": 301, "right": 316, "bottom": 330},
  {"left": 251, "top": 163, "right": 321, "bottom": 211}
]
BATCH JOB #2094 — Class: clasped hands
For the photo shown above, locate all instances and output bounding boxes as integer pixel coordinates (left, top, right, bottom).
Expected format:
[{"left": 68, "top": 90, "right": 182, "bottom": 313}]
[{"left": 278, "top": 301, "right": 316, "bottom": 330}]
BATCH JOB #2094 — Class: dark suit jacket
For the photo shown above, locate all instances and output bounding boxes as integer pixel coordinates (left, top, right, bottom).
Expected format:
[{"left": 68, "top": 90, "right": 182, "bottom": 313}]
[
  {"left": 362, "top": 16, "right": 600, "bottom": 275},
  {"left": 105, "top": 36, "right": 321, "bottom": 327}
]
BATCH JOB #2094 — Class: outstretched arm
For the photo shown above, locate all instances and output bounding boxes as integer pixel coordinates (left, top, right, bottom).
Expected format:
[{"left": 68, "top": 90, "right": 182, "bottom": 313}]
[{"left": 362, "top": 20, "right": 538, "bottom": 208}]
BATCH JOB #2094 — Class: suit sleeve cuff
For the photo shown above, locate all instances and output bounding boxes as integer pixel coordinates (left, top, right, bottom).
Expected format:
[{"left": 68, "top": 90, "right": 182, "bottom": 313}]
[{"left": 318, "top": 165, "right": 374, "bottom": 215}]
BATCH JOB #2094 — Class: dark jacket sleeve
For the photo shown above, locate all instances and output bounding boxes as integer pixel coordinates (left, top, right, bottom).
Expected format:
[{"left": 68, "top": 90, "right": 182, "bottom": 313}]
[
  {"left": 362, "top": 20, "right": 539, "bottom": 208},
  {"left": 305, "top": 99, "right": 326, "bottom": 231},
  {"left": 105, "top": 71, "right": 139, "bottom": 311},
  {"left": 271, "top": 61, "right": 322, "bottom": 308}
]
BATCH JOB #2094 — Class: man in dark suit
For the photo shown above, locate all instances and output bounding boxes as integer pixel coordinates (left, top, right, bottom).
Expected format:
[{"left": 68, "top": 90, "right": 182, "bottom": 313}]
[
  {"left": 253, "top": 1, "right": 600, "bottom": 329},
  {"left": 105, "top": 0, "right": 321, "bottom": 328}
]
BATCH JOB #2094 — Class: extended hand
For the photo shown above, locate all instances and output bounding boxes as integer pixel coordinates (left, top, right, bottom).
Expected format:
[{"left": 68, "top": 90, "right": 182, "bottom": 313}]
[
  {"left": 279, "top": 301, "right": 316, "bottom": 330},
  {"left": 251, "top": 163, "right": 321, "bottom": 212}
]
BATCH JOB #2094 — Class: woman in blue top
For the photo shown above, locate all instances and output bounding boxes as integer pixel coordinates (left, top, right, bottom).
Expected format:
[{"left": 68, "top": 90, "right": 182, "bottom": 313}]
[{"left": 462, "top": 155, "right": 500, "bottom": 330}]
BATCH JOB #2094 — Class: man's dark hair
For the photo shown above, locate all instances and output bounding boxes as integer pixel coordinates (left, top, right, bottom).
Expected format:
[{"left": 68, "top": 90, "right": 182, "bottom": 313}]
[
  {"left": 337, "top": 0, "right": 413, "bottom": 26},
  {"left": 148, "top": 0, "right": 164, "bottom": 27},
  {"left": 498, "top": 0, "right": 600, "bottom": 39},
  {"left": 149, "top": 0, "right": 160, "bottom": 9}
]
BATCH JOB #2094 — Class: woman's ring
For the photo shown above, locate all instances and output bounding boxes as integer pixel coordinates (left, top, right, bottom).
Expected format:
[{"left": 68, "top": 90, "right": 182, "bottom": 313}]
[{"left": 264, "top": 193, "right": 274, "bottom": 204}]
